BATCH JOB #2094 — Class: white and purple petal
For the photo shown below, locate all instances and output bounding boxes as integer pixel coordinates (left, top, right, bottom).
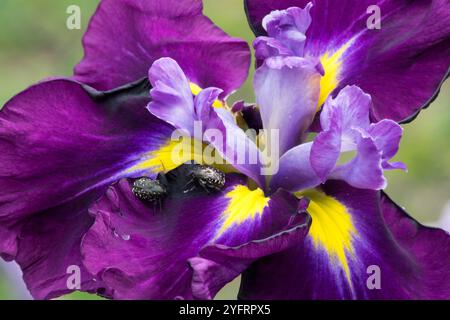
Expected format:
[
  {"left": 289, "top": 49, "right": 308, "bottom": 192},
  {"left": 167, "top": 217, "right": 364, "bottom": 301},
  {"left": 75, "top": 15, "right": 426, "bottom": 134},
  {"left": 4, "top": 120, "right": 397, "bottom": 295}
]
[{"left": 254, "top": 56, "right": 322, "bottom": 156}]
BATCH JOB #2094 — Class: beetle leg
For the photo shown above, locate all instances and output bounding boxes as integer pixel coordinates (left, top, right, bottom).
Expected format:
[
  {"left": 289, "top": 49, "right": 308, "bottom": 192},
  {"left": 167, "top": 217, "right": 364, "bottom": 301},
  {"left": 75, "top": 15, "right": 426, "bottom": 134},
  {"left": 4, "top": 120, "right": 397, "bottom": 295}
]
[
  {"left": 198, "top": 180, "right": 212, "bottom": 194},
  {"left": 183, "top": 178, "right": 196, "bottom": 193}
]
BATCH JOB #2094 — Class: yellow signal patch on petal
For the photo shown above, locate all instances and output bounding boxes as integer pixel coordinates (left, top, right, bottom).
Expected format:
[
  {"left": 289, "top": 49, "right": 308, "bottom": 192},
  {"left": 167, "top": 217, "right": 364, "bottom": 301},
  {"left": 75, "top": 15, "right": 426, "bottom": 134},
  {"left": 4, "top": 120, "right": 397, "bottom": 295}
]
[
  {"left": 189, "top": 82, "right": 224, "bottom": 108},
  {"left": 127, "top": 137, "right": 234, "bottom": 175},
  {"left": 318, "top": 40, "right": 354, "bottom": 109},
  {"left": 302, "top": 189, "right": 358, "bottom": 284},
  {"left": 215, "top": 185, "right": 270, "bottom": 239}
]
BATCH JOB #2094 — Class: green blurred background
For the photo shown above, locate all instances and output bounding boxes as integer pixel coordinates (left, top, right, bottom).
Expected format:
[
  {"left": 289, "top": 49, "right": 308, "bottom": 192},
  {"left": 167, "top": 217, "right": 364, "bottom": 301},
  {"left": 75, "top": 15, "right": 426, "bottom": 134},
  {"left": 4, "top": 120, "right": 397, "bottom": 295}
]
[{"left": 0, "top": 0, "right": 449, "bottom": 300}]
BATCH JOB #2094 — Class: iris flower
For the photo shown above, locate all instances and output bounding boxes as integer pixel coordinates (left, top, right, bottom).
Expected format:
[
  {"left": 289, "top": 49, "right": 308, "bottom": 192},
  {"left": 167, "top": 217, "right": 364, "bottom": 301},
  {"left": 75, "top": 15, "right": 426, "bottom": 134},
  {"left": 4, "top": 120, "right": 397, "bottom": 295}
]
[{"left": 0, "top": 0, "right": 449, "bottom": 300}]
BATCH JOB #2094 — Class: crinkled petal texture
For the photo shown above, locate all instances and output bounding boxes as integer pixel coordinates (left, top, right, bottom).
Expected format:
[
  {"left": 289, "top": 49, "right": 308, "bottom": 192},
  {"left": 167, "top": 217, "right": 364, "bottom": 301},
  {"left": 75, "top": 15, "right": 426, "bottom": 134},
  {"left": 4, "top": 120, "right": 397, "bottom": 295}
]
[
  {"left": 13, "top": 196, "right": 108, "bottom": 300},
  {"left": 147, "top": 57, "right": 198, "bottom": 133},
  {"left": 148, "top": 58, "right": 265, "bottom": 187},
  {"left": 270, "top": 86, "right": 405, "bottom": 192},
  {"left": 239, "top": 181, "right": 450, "bottom": 299},
  {"left": 245, "top": 0, "right": 450, "bottom": 122},
  {"left": 81, "top": 166, "right": 310, "bottom": 300},
  {"left": 75, "top": 0, "right": 251, "bottom": 96},
  {"left": 254, "top": 4, "right": 313, "bottom": 60},
  {"left": 0, "top": 78, "right": 175, "bottom": 299},
  {"left": 254, "top": 56, "right": 322, "bottom": 157}
]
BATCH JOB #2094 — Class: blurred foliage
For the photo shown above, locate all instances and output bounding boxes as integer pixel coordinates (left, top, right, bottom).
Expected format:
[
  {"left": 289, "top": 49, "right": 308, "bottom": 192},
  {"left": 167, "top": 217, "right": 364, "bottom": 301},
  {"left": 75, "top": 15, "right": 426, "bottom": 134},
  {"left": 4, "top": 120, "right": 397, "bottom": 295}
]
[{"left": 0, "top": 0, "right": 449, "bottom": 300}]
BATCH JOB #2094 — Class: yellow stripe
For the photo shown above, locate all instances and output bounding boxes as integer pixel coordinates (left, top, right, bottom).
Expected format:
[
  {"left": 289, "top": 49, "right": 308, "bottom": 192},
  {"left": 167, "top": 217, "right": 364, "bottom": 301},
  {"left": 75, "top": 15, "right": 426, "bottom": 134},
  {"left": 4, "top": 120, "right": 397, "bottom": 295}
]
[
  {"left": 189, "top": 82, "right": 224, "bottom": 108},
  {"left": 318, "top": 40, "right": 354, "bottom": 109},
  {"left": 215, "top": 185, "right": 270, "bottom": 239},
  {"left": 301, "top": 189, "right": 358, "bottom": 285},
  {"left": 127, "top": 137, "right": 235, "bottom": 175}
]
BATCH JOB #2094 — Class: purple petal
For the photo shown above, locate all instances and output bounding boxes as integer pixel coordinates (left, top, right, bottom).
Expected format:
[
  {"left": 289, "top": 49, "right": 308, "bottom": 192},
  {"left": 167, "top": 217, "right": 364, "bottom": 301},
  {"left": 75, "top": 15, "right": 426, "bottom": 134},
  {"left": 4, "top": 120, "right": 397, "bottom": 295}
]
[
  {"left": 0, "top": 79, "right": 172, "bottom": 224},
  {"left": 263, "top": 4, "right": 312, "bottom": 56},
  {"left": 0, "top": 79, "right": 173, "bottom": 298},
  {"left": 273, "top": 85, "right": 400, "bottom": 191},
  {"left": 330, "top": 132, "right": 387, "bottom": 190},
  {"left": 147, "top": 58, "right": 264, "bottom": 187},
  {"left": 254, "top": 57, "right": 321, "bottom": 155},
  {"left": 147, "top": 58, "right": 224, "bottom": 137},
  {"left": 270, "top": 142, "right": 321, "bottom": 192},
  {"left": 240, "top": 181, "right": 450, "bottom": 299},
  {"left": 310, "top": 126, "right": 342, "bottom": 182},
  {"left": 148, "top": 58, "right": 195, "bottom": 134},
  {"left": 194, "top": 88, "right": 223, "bottom": 122},
  {"left": 212, "top": 108, "right": 265, "bottom": 187},
  {"left": 380, "top": 192, "right": 450, "bottom": 299},
  {"left": 254, "top": 36, "right": 293, "bottom": 61},
  {"left": 315, "top": 85, "right": 401, "bottom": 189},
  {"left": 366, "top": 119, "right": 407, "bottom": 170},
  {"left": 245, "top": 0, "right": 450, "bottom": 122},
  {"left": 320, "top": 85, "right": 371, "bottom": 133},
  {"left": 190, "top": 208, "right": 310, "bottom": 299},
  {"left": 14, "top": 197, "right": 107, "bottom": 300},
  {"left": 81, "top": 166, "right": 308, "bottom": 299},
  {"left": 0, "top": 226, "right": 17, "bottom": 261},
  {"left": 245, "top": 0, "right": 312, "bottom": 36},
  {"left": 318, "top": 86, "right": 400, "bottom": 189},
  {"left": 75, "top": 0, "right": 251, "bottom": 95}
]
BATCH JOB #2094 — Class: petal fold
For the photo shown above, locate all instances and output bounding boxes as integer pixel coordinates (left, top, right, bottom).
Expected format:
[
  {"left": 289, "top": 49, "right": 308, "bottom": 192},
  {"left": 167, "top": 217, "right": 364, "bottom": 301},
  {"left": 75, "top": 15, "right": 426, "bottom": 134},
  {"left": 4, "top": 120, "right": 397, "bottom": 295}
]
[
  {"left": 75, "top": 0, "right": 251, "bottom": 95},
  {"left": 0, "top": 78, "right": 173, "bottom": 298},
  {"left": 254, "top": 57, "right": 322, "bottom": 156},
  {"left": 245, "top": 0, "right": 450, "bottom": 122},
  {"left": 240, "top": 181, "right": 450, "bottom": 299},
  {"left": 272, "top": 86, "right": 404, "bottom": 191},
  {"left": 81, "top": 164, "right": 308, "bottom": 299},
  {"left": 148, "top": 58, "right": 265, "bottom": 186}
]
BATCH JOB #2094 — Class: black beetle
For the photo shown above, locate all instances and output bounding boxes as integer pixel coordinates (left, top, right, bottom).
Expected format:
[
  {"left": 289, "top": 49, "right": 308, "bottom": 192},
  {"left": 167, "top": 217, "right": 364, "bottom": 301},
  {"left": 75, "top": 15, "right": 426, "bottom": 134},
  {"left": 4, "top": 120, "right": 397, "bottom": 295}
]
[
  {"left": 184, "top": 164, "right": 226, "bottom": 193},
  {"left": 132, "top": 177, "right": 167, "bottom": 206}
]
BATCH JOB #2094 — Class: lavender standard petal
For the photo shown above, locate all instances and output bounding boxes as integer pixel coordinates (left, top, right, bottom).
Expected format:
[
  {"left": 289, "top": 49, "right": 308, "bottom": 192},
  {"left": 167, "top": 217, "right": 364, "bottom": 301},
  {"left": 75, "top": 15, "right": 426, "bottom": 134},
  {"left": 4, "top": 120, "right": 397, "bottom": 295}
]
[{"left": 254, "top": 56, "right": 321, "bottom": 155}]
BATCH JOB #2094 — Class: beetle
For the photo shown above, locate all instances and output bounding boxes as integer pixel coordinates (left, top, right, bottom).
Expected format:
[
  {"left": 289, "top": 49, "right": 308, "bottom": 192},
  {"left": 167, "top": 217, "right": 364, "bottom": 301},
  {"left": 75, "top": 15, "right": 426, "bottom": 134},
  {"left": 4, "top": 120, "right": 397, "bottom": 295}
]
[
  {"left": 184, "top": 164, "right": 226, "bottom": 193},
  {"left": 132, "top": 177, "right": 167, "bottom": 206}
]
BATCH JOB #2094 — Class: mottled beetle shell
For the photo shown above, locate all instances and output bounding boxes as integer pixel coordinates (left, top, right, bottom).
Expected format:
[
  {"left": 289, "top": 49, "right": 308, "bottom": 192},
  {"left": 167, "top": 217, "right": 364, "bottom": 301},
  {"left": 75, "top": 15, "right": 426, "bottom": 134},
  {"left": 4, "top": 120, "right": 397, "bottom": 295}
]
[
  {"left": 191, "top": 165, "right": 226, "bottom": 192},
  {"left": 132, "top": 177, "right": 167, "bottom": 202}
]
